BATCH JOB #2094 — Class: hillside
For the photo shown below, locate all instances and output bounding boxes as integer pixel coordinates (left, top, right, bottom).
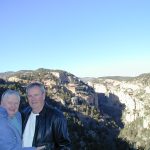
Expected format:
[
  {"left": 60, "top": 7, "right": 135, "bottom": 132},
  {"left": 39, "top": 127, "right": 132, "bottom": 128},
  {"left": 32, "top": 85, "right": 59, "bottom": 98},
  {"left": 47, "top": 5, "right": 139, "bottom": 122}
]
[
  {"left": 0, "top": 68, "right": 119, "bottom": 150},
  {"left": 1, "top": 68, "right": 150, "bottom": 149}
]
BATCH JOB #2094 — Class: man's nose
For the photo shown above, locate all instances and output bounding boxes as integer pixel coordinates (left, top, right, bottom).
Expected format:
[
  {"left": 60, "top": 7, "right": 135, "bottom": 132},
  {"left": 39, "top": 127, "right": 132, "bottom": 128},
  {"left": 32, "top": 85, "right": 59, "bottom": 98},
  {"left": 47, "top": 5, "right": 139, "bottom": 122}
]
[{"left": 30, "top": 95, "right": 36, "bottom": 99}]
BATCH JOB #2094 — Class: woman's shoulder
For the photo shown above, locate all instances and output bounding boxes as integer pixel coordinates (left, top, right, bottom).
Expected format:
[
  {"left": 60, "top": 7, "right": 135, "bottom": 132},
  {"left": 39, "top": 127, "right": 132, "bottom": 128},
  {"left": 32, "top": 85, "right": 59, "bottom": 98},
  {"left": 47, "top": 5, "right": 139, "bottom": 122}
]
[{"left": 15, "top": 111, "right": 22, "bottom": 121}]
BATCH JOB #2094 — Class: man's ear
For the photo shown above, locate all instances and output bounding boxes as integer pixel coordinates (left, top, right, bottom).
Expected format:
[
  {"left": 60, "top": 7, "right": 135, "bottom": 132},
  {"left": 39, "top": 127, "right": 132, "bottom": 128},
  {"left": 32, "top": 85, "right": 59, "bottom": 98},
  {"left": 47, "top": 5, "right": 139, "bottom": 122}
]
[{"left": 42, "top": 92, "right": 46, "bottom": 99}]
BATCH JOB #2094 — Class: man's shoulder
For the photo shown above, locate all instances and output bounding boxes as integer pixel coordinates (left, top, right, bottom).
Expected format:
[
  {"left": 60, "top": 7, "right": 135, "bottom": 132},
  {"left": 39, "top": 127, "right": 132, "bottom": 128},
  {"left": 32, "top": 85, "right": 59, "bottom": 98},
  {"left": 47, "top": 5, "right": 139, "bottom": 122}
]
[{"left": 44, "top": 103, "right": 64, "bottom": 118}]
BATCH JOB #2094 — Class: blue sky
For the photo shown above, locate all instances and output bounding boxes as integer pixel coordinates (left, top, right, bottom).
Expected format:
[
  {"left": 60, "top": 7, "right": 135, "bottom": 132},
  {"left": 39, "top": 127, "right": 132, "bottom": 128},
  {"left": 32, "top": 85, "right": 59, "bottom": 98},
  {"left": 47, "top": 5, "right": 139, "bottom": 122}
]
[{"left": 0, "top": 0, "right": 150, "bottom": 77}]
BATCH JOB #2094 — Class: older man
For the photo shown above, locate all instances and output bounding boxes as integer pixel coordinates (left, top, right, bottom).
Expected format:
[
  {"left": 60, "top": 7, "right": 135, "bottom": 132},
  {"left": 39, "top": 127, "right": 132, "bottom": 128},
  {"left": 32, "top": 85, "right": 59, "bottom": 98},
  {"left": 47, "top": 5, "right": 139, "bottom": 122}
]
[
  {"left": 0, "top": 89, "right": 44, "bottom": 150},
  {"left": 22, "top": 82, "right": 71, "bottom": 150}
]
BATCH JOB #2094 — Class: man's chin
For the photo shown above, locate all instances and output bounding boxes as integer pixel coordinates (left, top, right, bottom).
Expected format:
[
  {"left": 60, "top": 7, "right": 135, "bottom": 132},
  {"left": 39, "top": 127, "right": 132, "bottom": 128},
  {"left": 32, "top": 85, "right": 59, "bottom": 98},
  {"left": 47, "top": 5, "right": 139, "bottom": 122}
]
[{"left": 31, "top": 105, "right": 39, "bottom": 110}]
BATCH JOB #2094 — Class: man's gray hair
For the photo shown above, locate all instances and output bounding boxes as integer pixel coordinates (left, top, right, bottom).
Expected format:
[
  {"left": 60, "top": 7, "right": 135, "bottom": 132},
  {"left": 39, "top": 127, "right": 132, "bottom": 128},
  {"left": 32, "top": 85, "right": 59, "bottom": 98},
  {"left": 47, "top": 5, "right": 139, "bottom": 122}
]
[
  {"left": 26, "top": 82, "right": 46, "bottom": 94},
  {"left": 1, "top": 89, "right": 20, "bottom": 102}
]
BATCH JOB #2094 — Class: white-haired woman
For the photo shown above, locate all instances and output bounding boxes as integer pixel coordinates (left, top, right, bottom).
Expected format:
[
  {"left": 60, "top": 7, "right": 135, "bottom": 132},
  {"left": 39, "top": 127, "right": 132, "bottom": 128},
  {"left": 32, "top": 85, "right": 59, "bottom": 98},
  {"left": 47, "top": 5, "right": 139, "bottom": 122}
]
[{"left": 0, "top": 89, "right": 45, "bottom": 150}]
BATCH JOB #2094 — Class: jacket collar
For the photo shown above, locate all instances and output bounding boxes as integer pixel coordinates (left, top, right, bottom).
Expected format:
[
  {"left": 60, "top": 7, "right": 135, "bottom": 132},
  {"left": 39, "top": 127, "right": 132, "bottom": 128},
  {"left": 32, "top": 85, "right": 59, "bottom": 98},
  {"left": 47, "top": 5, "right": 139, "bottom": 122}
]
[{"left": 39, "top": 102, "right": 49, "bottom": 117}]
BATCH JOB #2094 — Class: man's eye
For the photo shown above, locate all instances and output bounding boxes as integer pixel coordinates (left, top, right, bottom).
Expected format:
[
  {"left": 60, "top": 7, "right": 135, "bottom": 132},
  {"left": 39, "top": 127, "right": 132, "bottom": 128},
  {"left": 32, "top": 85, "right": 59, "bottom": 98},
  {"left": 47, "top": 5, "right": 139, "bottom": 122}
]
[
  {"left": 28, "top": 94, "right": 40, "bottom": 98},
  {"left": 28, "top": 95, "right": 33, "bottom": 98}
]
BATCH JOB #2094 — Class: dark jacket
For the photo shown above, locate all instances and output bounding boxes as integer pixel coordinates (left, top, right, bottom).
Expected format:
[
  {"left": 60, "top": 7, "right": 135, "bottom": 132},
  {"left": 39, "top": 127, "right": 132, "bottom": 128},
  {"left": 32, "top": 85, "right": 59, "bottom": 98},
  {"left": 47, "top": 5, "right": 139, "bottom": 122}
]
[{"left": 22, "top": 102, "right": 71, "bottom": 150}]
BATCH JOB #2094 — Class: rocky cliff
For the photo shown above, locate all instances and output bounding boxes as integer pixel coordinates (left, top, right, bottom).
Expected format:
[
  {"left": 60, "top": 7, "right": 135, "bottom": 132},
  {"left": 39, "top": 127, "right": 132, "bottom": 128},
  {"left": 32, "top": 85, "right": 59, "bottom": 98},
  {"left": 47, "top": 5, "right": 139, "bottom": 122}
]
[{"left": 85, "top": 73, "right": 150, "bottom": 149}]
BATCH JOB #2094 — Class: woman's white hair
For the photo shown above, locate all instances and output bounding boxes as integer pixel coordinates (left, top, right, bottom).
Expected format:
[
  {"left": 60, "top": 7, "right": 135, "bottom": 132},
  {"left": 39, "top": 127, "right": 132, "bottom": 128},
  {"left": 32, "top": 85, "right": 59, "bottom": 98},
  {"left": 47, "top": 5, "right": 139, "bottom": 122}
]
[{"left": 1, "top": 89, "right": 20, "bottom": 102}]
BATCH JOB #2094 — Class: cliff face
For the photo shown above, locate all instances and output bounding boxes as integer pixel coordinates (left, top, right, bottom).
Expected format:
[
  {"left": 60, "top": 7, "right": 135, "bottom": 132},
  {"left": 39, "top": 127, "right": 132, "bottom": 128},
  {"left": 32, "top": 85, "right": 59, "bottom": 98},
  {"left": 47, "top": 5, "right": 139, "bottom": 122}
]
[
  {"left": 86, "top": 74, "right": 150, "bottom": 148},
  {"left": 88, "top": 79, "right": 145, "bottom": 122}
]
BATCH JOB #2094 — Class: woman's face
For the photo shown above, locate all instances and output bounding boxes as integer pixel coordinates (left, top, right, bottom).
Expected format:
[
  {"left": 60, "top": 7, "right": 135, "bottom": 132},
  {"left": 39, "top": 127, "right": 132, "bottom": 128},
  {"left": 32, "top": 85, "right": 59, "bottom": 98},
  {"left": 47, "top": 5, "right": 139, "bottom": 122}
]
[{"left": 1, "top": 94, "right": 20, "bottom": 117}]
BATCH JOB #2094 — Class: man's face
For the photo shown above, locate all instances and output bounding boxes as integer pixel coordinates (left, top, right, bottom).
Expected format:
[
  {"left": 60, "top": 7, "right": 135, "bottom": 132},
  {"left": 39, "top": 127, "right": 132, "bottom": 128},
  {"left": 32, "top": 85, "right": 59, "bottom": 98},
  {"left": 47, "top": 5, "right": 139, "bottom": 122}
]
[
  {"left": 1, "top": 95, "right": 20, "bottom": 117},
  {"left": 27, "top": 86, "right": 45, "bottom": 113}
]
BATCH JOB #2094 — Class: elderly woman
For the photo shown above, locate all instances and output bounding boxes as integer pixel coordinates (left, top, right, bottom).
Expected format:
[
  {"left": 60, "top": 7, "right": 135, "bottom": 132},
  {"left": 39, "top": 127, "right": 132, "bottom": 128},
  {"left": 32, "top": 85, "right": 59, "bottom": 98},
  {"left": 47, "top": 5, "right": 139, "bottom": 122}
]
[{"left": 0, "top": 89, "right": 45, "bottom": 150}]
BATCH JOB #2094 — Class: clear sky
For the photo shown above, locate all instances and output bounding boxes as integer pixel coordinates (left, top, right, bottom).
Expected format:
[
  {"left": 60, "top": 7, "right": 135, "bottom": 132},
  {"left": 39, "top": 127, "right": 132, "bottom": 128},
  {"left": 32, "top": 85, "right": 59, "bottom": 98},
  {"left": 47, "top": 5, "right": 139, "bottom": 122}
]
[{"left": 0, "top": 0, "right": 150, "bottom": 77}]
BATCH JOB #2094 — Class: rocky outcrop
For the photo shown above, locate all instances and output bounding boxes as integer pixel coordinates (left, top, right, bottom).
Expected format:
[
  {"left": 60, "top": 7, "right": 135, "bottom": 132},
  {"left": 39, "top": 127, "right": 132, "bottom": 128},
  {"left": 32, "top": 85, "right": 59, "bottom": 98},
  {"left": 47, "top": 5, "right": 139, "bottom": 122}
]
[
  {"left": 86, "top": 74, "right": 150, "bottom": 148},
  {"left": 88, "top": 79, "right": 147, "bottom": 123}
]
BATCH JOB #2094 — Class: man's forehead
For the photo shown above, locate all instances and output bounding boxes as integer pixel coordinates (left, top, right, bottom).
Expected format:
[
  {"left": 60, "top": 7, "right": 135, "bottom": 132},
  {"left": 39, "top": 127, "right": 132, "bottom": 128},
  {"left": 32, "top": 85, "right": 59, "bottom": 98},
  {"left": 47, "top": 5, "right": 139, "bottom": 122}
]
[{"left": 28, "top": 86, "right": 41, "bottom": 91}]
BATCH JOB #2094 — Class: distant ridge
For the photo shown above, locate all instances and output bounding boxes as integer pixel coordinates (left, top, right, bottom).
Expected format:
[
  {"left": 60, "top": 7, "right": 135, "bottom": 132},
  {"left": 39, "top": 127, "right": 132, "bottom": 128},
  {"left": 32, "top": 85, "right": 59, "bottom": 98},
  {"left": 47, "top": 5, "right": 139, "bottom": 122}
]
[
  {"left": 98, "top": 76, "right": 134, "bottom": 81},
  {"left": 0, "top": 68, "right": 150, "bottom": 81},
  {"left": 0, "top": 68, "right": 69, "bottom": 79}
]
